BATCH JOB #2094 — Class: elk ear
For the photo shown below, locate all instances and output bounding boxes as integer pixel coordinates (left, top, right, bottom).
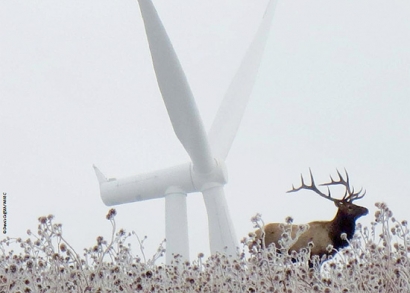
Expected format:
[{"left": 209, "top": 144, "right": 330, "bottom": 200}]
[{"left": 334, "top": 201, "right": 342, "bottom": 208}]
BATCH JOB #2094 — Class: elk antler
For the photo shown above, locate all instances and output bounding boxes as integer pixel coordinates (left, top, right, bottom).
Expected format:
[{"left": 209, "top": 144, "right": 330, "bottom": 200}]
[
  {"left": 287, "top": 169, "right": 339, "bottom": 204},
  {"left": 320, "top": 169, "right": 366, "bottom": 203},
  {"left": 287, "top": 169, "right": 365, "bottom": 203}
]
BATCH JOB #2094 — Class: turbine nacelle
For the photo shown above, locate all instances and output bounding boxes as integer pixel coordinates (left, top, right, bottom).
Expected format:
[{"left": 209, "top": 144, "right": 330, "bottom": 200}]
[{"left": 94, "top": 160, "right": 228, "bottom": 206}]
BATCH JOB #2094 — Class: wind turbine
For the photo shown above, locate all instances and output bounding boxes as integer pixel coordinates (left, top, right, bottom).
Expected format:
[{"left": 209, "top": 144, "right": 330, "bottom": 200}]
[{"left": 94, "top": 0, "right": 277, "bottom": 264}]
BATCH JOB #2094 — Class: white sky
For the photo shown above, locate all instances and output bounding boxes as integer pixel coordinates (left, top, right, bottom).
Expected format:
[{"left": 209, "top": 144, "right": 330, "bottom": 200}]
[{"left": 1, "top": 0, "right": 410, "bottom": 260}]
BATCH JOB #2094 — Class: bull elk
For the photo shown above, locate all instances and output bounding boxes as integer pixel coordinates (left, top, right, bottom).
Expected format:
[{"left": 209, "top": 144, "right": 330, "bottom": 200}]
[{"left": 253, "top": 169, "right": 368, "bottom": 263}]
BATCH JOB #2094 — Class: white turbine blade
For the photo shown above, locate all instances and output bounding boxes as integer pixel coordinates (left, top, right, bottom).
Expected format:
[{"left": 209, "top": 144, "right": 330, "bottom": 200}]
[
  {"left": 165, "top": 192, "right": 189, "bottom": 264},
  {"left": 202, "top": 186, "right": 237, "bottom": 256},
  {"left": 208, "top": 0, "right": 278, "bottom": 160},
  {"left": 138, "top": 0, "right": 214, "bottom": 174}
]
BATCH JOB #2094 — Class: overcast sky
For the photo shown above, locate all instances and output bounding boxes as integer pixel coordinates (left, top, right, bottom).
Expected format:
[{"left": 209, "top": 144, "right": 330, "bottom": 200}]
[{"left": 1, "top": 0, "right": 409, "bottom": 261}]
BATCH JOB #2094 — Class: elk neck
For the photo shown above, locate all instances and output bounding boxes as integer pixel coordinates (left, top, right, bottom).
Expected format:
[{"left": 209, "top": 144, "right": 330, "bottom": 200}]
[{"left": 328, "top": 208, "right": 356, "bottom": 250}]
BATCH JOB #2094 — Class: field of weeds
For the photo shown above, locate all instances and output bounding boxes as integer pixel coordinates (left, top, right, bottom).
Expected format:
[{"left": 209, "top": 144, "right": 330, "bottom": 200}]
[{"left": 1, "top": 203, "right": 409, "bottom": 293}]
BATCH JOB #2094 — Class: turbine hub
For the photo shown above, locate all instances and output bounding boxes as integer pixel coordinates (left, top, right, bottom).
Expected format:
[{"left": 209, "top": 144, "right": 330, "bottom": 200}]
[{"left": 190, "top": 159, "right": 228, "bottom": 192}]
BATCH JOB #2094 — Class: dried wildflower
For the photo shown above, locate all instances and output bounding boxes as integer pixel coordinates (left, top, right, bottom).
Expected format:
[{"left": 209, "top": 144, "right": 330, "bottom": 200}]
[
  {"left": 26, "top": 260, "right": 34, "bottom": 269},
  {"left": 60, "top": 243, "right": 67, "bottom": 252},
  {"left": 96, "top": 236, "right": 104, "bottom": 245},
  {"left": 298, "top": 224, "right": 308, "bottom": 232},
  {"left": 9, "top": 264, "right": 17, "bottom": 273},
  {"left": 118, "top": 228, "right": 125, "bottom": 236},
  {"left": 106, "top": 208, "right": 117, "bottom": 220},
  {"left": 326, "top": 244, "right": 334, "bottom": 253}
]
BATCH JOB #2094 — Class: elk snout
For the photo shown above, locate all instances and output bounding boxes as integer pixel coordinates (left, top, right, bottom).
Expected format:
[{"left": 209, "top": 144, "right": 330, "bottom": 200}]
[{"left": 358, "top": 206, "right": 369, "bottom": 217}]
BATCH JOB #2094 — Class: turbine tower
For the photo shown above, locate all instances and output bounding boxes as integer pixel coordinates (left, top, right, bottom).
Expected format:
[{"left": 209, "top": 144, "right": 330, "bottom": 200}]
[{"left": 94, "top": 0, "right": 277, "bottom": 264}]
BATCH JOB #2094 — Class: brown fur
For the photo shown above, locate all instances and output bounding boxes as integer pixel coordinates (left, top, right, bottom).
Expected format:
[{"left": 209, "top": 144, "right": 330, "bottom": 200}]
[
  {"left": 256, "top": 221, "right": 332, "bottom": 256},
  {"left": 254, "top": 202, "right": 368, "bottom": 258}
]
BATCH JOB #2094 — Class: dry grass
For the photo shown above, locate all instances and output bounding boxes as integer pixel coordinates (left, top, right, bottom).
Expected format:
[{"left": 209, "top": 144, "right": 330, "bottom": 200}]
[{"left": 1, "top": 202, "right": 409, "bottom": 293}]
